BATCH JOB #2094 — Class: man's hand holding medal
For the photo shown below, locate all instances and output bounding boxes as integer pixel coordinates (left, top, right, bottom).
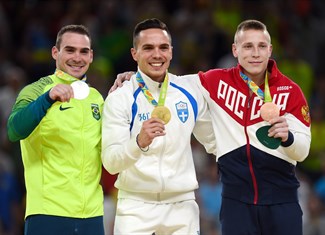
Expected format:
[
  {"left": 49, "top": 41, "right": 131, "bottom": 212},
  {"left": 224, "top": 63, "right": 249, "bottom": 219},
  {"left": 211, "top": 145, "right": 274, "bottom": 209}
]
[
  {"left": 135, "top": 71, "right": 170, "bottom": 151},
  {"left": 241, "top": 71, "right": 288, "bottom": 149}
]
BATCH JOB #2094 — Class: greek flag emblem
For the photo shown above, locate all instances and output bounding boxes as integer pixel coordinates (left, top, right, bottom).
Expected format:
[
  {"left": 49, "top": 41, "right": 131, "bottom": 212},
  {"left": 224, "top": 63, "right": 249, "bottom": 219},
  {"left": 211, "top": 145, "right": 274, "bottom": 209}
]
[{"left": 175, "top": 101, "right": 189, "bottom": 123}]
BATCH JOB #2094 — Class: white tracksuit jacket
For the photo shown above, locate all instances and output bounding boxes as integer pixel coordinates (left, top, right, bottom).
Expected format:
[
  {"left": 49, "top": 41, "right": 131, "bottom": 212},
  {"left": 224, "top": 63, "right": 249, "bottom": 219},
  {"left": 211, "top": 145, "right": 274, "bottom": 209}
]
[{"left": 101, "top": 70, "right": 216, "bottom": 202}]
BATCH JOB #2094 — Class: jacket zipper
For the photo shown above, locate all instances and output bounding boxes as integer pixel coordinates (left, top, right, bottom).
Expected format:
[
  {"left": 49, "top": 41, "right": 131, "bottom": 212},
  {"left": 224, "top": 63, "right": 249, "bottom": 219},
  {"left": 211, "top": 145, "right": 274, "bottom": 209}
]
[
  {"left": 246, "top": 92, "right": 258, "bottom": 204},
  {"left": 157, "top": 135, "right": 167, "bottom": 201}
]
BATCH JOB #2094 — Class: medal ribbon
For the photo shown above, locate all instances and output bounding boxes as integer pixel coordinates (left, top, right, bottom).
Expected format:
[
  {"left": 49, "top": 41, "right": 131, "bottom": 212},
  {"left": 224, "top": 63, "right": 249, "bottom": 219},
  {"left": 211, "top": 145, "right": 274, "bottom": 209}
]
[
  {"left": 263, "top": 72, "right": 272, "bottom": 102},
  {"left": 239, "top": 71, "right": 272, "bottom": 102},
  {"left": 55, "top": 69, "right": 87, "bottom": 82},
  {"left": 136, "top": 71, "right": 168, "bottom": 106}
]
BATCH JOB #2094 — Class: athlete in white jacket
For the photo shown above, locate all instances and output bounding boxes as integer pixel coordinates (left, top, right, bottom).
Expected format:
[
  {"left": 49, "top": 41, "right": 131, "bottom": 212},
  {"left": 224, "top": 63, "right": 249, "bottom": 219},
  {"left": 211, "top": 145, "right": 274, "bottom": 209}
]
[{"left": 101, "top": 18, "right": 216, "bottom": 235}]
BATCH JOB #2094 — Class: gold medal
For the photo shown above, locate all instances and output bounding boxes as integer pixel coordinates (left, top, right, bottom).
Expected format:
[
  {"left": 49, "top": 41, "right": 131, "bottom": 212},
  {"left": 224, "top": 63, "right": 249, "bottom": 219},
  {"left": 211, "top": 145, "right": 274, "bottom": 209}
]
[
  {"left": 260, "top": 102, "right": 279, "bottom": 121},
  {"left": 151, "top": 106, "right": 171, "bottom": 124}
]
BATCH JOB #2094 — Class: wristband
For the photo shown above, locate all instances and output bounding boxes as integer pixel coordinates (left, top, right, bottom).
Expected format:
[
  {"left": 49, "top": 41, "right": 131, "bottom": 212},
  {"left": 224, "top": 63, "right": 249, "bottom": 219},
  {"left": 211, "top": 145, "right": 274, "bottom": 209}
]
[{"left": 136, "top": 134, "right": 149, "bottom": 152}]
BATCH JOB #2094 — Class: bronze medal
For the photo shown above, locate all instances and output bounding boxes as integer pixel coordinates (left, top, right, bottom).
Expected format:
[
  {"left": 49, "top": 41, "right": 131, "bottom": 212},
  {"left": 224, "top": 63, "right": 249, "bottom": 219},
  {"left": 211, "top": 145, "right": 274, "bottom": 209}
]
[
  {"left": 151, "top": 106, "right": 171, "bottom": 124},
  {"left": 260, "top": 102, "right": 279, "bottom": 121},
  {"left": 257, "top": 103, "right": 281, "bottom": 149}
]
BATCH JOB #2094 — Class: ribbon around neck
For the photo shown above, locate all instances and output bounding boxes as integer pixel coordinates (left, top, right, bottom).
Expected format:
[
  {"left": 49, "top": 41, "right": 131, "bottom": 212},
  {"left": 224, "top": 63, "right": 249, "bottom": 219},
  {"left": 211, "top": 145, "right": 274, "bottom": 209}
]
[
  {"left": 239, "top": 71, "right": 272, "bottom": 102},
  {"left": 55, "top": 69, "right": 87, "bottom": 82},
  {"left": 136, "top": 71, "right": 169, "bottom": 107}
]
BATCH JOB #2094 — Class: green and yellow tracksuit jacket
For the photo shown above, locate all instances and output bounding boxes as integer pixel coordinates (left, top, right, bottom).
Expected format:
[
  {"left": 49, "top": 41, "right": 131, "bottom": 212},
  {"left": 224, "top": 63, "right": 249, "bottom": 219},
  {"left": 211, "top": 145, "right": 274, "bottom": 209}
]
[{"left": 7, "top": 70, "right": 104, "bottom": 219}]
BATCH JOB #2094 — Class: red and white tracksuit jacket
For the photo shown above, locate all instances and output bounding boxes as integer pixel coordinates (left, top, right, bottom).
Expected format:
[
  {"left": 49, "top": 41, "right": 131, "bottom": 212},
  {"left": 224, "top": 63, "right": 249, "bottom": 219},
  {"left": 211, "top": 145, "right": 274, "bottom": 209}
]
[{"left": 197, "top": 59, "right": 311, "bottom": 205}]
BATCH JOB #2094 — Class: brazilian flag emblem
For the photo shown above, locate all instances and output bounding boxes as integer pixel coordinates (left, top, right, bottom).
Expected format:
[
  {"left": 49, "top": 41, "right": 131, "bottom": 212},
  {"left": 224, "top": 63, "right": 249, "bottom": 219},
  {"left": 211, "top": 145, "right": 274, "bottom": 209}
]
[{"left": 91, "top": 103, "right": 101, "bottom": 120}]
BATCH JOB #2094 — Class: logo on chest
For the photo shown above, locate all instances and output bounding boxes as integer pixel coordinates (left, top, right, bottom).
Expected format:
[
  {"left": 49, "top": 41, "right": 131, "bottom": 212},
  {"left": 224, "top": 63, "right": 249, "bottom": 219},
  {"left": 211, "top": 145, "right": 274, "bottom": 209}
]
[
  {"left": 91, "top": 104, "right": 101, "bottom": 120},
  {"left": 175, "top": 101, "right": 189, "bottom": 123},
  {"left": 59, "top": 105, "right": 72, "bottom": 111}
]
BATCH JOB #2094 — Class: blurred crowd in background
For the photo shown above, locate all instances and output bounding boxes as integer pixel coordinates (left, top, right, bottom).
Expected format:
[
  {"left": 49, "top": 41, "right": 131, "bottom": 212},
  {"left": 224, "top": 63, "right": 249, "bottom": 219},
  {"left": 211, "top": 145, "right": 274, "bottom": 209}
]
[{"left": 1, "top": 0, "right": 325, "bottom": 234}]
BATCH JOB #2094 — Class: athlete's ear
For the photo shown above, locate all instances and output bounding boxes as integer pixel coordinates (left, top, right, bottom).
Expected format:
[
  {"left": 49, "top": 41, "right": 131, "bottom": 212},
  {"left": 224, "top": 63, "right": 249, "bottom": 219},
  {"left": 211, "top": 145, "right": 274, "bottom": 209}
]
[
  {"left": 232, "top": 43, "right": 238, "bottom": 58},
  {"left": 268, "top": 44, "right": 273, "bottom": 58},
  {"left": 89, "top": 49, "right": 94, "bottom": 63},
  {"left": 131, "top": 48, "right": 138, "bottom": 62},
  {"left": 52, "top": 46, "right": 59, "bottom": 60}
]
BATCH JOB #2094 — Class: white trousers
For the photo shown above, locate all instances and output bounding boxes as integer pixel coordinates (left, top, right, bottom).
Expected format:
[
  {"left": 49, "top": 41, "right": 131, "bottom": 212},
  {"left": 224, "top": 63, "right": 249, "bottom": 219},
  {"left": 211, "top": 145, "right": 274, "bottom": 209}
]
[{"left": 114, "top": 198, "right": 200, "bottom": 235}]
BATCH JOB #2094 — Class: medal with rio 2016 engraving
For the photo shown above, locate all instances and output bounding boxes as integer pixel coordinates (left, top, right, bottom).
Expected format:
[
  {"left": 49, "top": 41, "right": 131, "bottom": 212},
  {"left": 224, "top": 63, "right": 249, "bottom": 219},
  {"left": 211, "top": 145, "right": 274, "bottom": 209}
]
[
  {"left": 71, "top": 80, "right": 90, "bottom": 100},
  {"left": 260, "top": 102, "right": 279, "bottom": 122},
  {"left": 151, "top": 106, "right": 171, "bottom": 124}
]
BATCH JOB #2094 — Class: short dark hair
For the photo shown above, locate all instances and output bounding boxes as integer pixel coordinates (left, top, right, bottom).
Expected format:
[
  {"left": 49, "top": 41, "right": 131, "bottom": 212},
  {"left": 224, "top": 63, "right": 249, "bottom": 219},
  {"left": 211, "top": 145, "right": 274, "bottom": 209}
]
[
  {"left": 234, "top": 19, "right": 271, "bottom": 44},
  {"left": 133, "top": 18, "right": 171, "bottom": 48},
  {"left": 55, "top": 24, "right": 91, "bottom": 49}
]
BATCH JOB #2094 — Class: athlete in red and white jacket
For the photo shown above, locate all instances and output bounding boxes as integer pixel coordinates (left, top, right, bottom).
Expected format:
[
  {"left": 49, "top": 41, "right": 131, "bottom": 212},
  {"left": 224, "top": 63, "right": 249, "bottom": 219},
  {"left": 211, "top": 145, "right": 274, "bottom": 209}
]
[
  {"left": 198, "top": 58, "right": 311, "bottom": 234},
  {"left": 199, "top": 58, "right": 310, "bottom": 202}
]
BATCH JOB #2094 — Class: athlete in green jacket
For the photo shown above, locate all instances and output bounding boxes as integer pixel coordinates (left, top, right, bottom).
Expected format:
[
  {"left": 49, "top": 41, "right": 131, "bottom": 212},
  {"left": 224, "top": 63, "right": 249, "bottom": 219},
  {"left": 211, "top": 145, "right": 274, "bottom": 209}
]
[{"left": 7, "top": 25, "right": 104, "bottom": 235}]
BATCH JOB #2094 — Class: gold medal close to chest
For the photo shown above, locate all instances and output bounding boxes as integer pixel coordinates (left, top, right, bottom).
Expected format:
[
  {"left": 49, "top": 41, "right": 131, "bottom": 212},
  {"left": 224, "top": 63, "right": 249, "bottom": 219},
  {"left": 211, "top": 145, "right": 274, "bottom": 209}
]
[{"left": 151, "top": 106, "right": 171, "bottom": 124}]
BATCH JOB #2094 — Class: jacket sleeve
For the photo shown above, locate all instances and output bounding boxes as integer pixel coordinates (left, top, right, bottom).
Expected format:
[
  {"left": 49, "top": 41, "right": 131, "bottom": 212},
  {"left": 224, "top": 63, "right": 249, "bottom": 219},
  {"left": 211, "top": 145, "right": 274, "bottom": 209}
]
[
  {"left": 101, "top": 87, "right": 142, "bottom": 175},
  {"left": 280, "top": 83, "right": 311, "bottom": 162},
  {"left": 192, "top": 107, "right": 217, "bottom": 156},
  {"left": 7, "top": 87, "right": 54, "bottom": 142},
  {"left": 281, "top": 113, "right": 311, "bottom": 162},
  {"left": 182, "top": 74, "right": 217, "bottom": 156}
]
